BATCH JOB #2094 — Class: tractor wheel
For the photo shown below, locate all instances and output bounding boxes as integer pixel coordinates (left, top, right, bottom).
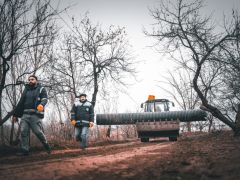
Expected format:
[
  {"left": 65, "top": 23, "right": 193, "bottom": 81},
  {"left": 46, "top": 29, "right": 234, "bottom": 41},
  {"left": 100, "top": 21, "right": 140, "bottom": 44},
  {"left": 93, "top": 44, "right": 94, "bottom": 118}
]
[
  {"left": 169, "top": 136, "right": 177, "bottom": 141},
  {"left": 140, "top": 137, "right": 149, "bottom": 142}
]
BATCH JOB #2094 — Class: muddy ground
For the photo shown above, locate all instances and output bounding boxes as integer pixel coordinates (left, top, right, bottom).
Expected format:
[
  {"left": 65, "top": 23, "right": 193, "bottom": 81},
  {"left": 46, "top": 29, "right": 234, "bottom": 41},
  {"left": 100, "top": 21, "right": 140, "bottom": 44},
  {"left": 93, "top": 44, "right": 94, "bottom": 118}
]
[{"left": 0, "top": 131, "right": 240, "bottom": 180}]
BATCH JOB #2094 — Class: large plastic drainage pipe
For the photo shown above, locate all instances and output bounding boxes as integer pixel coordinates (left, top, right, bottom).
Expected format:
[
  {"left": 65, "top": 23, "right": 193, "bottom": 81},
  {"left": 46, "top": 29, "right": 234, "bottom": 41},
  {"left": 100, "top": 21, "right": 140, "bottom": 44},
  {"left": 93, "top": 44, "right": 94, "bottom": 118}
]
[{"left": 96, "top": 109, "right": 207, "bottom": 125}]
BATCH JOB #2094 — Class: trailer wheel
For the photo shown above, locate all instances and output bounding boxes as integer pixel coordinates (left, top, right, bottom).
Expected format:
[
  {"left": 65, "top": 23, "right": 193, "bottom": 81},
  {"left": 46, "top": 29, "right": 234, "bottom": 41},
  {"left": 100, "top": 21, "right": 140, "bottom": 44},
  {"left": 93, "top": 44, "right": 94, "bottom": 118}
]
[
  {"left": 169, "top": 137, "right": 177, "bottom": 141},
  {"left": 140, "top": 137, "right": 149, "bottom": 142}
]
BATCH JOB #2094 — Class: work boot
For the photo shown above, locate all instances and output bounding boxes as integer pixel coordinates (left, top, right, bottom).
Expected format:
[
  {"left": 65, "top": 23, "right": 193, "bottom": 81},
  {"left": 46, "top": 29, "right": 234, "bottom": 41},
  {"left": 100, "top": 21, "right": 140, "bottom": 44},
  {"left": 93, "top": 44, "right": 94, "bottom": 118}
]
[
  {"left": 76, "top": 136, "right": 82, "bottom": 142},
  {"left": 16, "top": 149, "right": 29, "bottom": 156},
  {"left": 43, "top": 143, "right": 51, "bottom": 155},
  {"left": 80, "top": 146, "right": 87, "bottom": 154},
  {"left": 80, "top": 144, "right": 87, "bottom": 151}
]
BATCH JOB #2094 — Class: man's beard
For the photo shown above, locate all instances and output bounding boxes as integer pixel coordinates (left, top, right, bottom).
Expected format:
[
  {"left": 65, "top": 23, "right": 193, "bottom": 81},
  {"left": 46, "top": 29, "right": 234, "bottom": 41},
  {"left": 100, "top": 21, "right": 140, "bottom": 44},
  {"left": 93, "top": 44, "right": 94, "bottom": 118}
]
[{"left": 29, "top": 82, "right": 36, "bottom": 86}]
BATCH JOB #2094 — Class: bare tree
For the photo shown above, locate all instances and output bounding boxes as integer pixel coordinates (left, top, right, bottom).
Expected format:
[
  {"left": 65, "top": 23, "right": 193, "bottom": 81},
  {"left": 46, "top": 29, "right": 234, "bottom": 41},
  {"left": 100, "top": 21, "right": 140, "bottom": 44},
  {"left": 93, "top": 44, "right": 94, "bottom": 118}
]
[
  {"left": 0, "top": 0, "right": 57, "bottom": 126},
  {"left": 41, "top": 14, "right": 136, "bottom": 144},
  {"left": 42, "top": 33, "right": 86, "bottom": 133},
  {"left": 71, "top": 14, "right": 135, "bottom": 108},
  {"left": 160, "top": 68, "right": 217, "bottom": 132},
  {"left": 160, "top": 70, "right": 199, "bottom": 132},
  {"left": 145, "top": 0, "right": 240, "bottom": 135},
  {"left": 49, "top": 34, "right": 85, "bottom": 100}
]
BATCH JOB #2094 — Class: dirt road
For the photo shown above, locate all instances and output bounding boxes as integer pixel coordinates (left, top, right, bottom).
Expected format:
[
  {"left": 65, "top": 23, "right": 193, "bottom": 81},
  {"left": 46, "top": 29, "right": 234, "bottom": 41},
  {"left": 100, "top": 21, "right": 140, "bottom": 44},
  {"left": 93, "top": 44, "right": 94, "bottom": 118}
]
[
  {"left": 0, "top": 140, "right": 172, "bottom": 179},
  {"left": 0, "top": 131, "right": 240, "bottom": 180}
]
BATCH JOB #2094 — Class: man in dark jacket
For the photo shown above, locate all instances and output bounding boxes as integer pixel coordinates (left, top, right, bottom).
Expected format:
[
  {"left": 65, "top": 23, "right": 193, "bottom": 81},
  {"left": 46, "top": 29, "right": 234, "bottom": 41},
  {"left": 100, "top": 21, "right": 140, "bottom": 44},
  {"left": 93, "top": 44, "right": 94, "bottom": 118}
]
[
  {"left": 12, "top": 75, "right": 51, "bottom": 155},
  {"left": 70, "top": 94, "right": 94, "bottom": 149}
]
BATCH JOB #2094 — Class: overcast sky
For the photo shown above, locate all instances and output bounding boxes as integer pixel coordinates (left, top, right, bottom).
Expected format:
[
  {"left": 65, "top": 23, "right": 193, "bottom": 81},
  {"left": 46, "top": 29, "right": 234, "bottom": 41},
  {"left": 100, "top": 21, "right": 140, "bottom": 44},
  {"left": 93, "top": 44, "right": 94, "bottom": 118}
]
[{"left": 53, "top": 0, "right": 240, "bottom": 113}]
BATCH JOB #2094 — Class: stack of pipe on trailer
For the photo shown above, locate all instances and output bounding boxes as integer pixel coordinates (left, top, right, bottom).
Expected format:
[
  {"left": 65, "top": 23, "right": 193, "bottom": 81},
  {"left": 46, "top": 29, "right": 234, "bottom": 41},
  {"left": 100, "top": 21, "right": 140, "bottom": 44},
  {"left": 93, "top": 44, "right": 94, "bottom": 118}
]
[{"left": 96, "top": 109, "right": 207, "bottom": 125}]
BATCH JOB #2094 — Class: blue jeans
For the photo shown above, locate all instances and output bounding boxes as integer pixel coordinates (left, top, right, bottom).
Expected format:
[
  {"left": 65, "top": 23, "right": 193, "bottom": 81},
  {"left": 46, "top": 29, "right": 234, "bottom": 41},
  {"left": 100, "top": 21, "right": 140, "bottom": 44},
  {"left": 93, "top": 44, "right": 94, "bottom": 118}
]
[{"left": 75, "top": 126, "right": 89, "bottom": 148}]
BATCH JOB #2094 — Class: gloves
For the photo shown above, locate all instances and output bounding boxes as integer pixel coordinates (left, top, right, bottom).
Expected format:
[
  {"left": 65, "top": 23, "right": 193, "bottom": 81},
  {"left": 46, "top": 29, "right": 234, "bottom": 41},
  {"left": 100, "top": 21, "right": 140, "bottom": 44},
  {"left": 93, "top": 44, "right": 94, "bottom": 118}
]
[
  {"left": 37, "top": 104, "right": 44, "bottom": 112},
  {"left": 71, "top": 120, "right": 93, "bottom": 127},
  {"left": 71, "top": 120, "right": 76, "bottom": 126},
  {"left": 89, "top": 122, "right": 94, "bottom": 128}
]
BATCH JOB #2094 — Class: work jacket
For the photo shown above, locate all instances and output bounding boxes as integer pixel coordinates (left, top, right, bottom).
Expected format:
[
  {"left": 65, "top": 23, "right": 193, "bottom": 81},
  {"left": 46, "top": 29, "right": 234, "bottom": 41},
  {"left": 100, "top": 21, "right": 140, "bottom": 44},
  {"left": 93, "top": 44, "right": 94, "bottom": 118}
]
[
  {"left": 13, "top": 83, "right": 48, "bottom": 118},
  {"left": 71, "top": 100, "right": 94, "bottom": 126}
]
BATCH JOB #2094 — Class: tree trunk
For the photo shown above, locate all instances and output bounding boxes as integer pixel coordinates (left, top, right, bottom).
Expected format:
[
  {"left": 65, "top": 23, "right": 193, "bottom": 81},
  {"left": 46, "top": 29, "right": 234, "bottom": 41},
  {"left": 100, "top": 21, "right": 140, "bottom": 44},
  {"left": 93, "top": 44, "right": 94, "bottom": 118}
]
[
  {"left": 0, "top": 110, "right": 15, "bottom": 126},
  {"left": 10, "top": 59, "right": 17, "bottom": 145},
  {"left": 0, "top": 60, "right": 9, "bottom": 124},
  {"left": 0, "top": 126, "right": 4, "bottom": 145},
  {"left": 106, "top": 125, "right": 111, "bottom": 138},
  {"left": 117, "top": 125, "right": 119, "bottom": 140},
  {"left": 91, "top": 71, "right": 98, "bottom": 109},
  {"left": 234, "top": 104, "right": 240, "bottom": 136},
  {"left": 0, "top": 94, "right": 4, "bottom": 145},
  {"left": 187, "top": 122, "right": 191, "bottom": 132},
  {"left": 199, "top": 124, "right": 203, "bottom": 132},
  {"left": 208, "top": 115, "right": 213, "bottom": 133},
  {"left": 96, "top": 125, "right": 100, "bottom": 140},
  {"left": 193, "top": 65, "right": 236, "bottom": 132},
  {"left": 10, "top": 121, "right": 14, "bottom": 145}
]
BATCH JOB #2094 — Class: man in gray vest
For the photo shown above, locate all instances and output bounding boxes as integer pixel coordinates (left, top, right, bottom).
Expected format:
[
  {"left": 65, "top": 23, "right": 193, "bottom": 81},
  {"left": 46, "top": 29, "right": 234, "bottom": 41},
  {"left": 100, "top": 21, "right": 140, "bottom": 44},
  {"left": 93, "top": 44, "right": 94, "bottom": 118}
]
[
  {"left": 70, "top": 94, "right": 94, "bottom": 149},
  {"left": 12, "top": 75, "right": 51, "bottom": 155}
]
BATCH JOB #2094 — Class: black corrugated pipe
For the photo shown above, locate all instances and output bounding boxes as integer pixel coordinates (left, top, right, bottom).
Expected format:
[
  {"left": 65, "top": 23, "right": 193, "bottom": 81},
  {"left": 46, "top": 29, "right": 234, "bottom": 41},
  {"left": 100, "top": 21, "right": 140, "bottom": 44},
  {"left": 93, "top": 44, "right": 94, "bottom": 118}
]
[{"left": 96, "top": 109, "right": 207, "bottom": 125}]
